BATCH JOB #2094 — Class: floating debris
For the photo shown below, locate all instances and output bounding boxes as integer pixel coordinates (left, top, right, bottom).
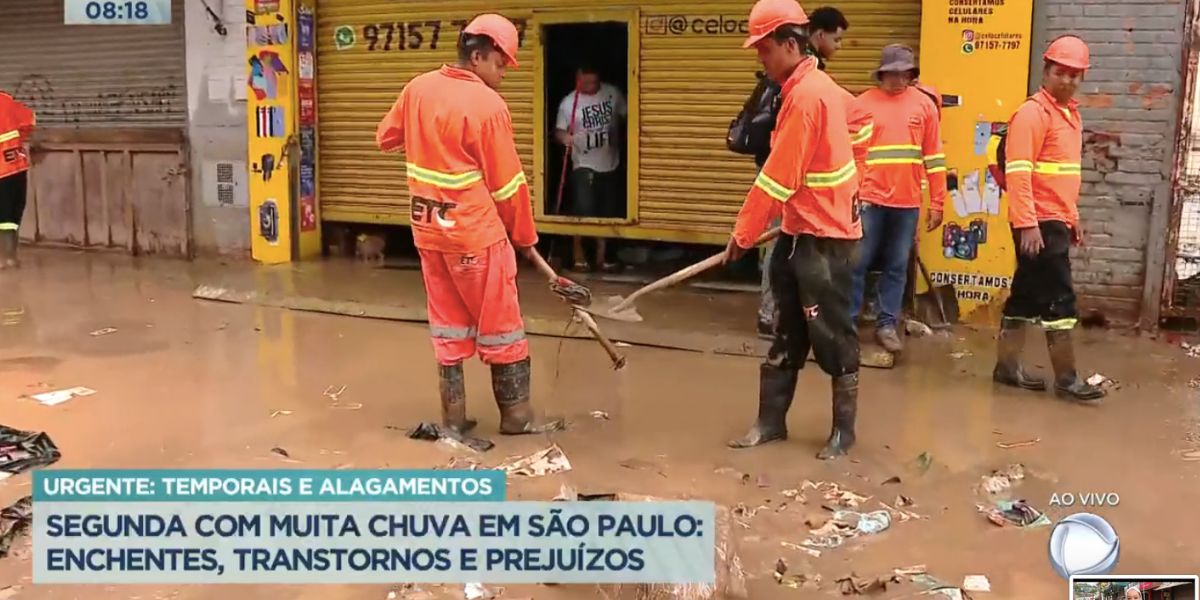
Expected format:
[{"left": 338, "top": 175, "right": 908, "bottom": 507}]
[
  {"left": 996, "top": 438, "right": 1041, "bottom": 449},
  {"left": 979, "top": 463, "right": 1025, "bottom": 495},
  {"left": 497, "top": 445, "right": 571, "bottom": 478}
]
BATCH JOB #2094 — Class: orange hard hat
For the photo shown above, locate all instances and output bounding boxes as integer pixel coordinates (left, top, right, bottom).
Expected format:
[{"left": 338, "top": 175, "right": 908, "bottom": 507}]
[
  {"left": 463, "top": 14, "right": 520, "bottom": 68},
  {"left": 743, "top": 0, "right": 810, "bottom": 49},
  {"left": 1043, "top": 35, "right": 1089, "bottom": 70}
]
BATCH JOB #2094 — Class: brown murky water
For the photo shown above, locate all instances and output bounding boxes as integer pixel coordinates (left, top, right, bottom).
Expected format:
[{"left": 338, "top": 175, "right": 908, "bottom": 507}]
[{"left": 2, "top": 249, "right": 1199, "bottom": 599}]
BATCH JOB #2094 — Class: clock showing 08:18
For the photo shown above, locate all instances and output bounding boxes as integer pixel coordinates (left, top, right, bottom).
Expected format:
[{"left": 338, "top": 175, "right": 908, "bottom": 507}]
[{"left": 64, "top": 0, "right": 172, "bottom": 25}]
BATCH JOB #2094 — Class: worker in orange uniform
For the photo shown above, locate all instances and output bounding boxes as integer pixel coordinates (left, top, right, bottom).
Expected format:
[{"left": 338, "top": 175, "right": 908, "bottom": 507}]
[
  {"left": 994, "top": 35, "right": 1105, "bottom": 402},
  {"left": 848, "top": 44, "right": 947, "bottom": 353},
  {"left": 0, "top": 91, "right": 35, "bottom": 270},
  {"left": 724, "top": 0, "right": 863, "bottom": 460},
  {"left": 375, "top": 14, "right": 565, "bottom": 434}
]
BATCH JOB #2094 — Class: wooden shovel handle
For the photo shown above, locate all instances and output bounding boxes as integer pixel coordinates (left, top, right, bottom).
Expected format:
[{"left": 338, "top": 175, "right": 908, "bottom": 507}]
[
  {"left": 612, "top": 227, "right": 781, "bottom": 312},
  {"left": 521, "top": 245, "right": 559, "bottom": 282},
  {"left": 574, "top": 308, "right": 627, "bottom": 370}
]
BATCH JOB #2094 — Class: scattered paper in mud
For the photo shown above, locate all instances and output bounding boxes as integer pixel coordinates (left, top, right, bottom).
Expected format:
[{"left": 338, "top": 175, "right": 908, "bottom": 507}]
[
  {"left": 29, "top": 386, "right": 96, "bottom": 407},
  {"left": 590, "top": 410, "right": 610, "bottom": 420},
  {"left": 1183, "top": 342, "right": 1200, "bottom": 358},
  {"left": 89, "top": 327, "right": 118, "bottom": 337},
  {"left": 498, "top": 445, "right": 571, "bottom": 477},
  {"left": 780, "top": 488, "right": 805, "bottom": 502},
  {"left": 270, "top": 410, "right": 294, "bottom": 418},
  {"left": 979, "top": 463, "right": 1025, "bottom": 494},
  {"left": 949, "top": 350, "right": 972, "bottom": 359},
  {"left": 962, "top": 575, "right": 990, "bottom": 592},
  {"left": 463, "top": 582, "right": 495, "bottom": 600},
  {"left": 894, "top": 565, "right": 927, "bottom": 576},
  {"left": 803, "top": 480, "right": 870, "bottom": 508}
]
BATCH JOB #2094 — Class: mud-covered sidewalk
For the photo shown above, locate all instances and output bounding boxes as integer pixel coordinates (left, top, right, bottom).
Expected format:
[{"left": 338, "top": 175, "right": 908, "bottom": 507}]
[{"left": 2, "top": 248, "right": 1200, "bottom": 599}]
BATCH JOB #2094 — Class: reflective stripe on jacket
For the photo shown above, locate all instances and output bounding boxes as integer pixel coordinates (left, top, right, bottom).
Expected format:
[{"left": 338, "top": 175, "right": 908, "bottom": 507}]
[
  {"left": 376, "top": 66, "right": 537, "bottom": 253},
  {"left": 1003, "top": 88, "right": 1083, "bottom": 229},
  {"left": 853, "top": 87, "right": 947, "bottom": 211},
  {"left": 733, "top": 58, "right": 862, "bottom": 246},
  {"left": 0, "top": 92, "right": 35, "bottom": 180}
]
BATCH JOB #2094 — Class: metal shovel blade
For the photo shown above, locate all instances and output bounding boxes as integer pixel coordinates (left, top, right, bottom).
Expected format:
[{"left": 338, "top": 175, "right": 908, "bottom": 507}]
[{"left": 579, "top": 295, "right": 644, "bottom": 323}]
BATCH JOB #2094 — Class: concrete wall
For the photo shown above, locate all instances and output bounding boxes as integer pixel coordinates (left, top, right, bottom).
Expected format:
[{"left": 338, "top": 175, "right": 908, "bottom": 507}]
[
  {"left": 1030, "top": 0, "right": 1190, "bottom": 325},
  {"left": 185, "top": 0, "right": 250, "bottom": 257}
]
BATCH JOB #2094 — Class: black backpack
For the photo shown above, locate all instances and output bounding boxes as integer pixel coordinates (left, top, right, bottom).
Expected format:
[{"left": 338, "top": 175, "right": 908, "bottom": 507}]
[{"left": 727, "top": 73, "right": 782, "bottom": 161}]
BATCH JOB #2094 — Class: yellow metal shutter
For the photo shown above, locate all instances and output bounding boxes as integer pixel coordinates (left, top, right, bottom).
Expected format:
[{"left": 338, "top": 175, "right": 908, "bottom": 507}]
[
  {"left": 316, "top": 0, "right": 920, "bottom": 236},
  {"left": 638, "top": 0, "right": 921, "bottom": 235},
  {"left": 316, "top": 1, "right": 536, "bottom": 224},
  {"left": 0, "top": 0, "right": 186, "bottom": 127}
]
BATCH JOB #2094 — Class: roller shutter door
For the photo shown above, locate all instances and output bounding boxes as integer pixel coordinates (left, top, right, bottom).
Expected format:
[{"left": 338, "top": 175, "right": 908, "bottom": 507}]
[
  {"left": 0, "top": 0, "right": 186, "bottom": 126},
  {"left": 316, "top": 0, "right": 920, "bottom": 234},
  {"left": 638, "top": 0, "right": 922, "bottom": 233},
  {"left": 317, "top": 0, "right": 536, "bottom": 224}
]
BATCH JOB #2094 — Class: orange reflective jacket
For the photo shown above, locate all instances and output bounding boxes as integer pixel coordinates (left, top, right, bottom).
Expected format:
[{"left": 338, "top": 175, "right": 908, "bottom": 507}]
[
  {"left": 0, "top": 92, "right": 35, "bottom": 180},
  {"left": 1004, "top": 88, "right": 1082, "bottom": 229},
  {"left": 853, "top": 87, "right": 947, "bottom": 211},
  {"left": 733, "top": 58, "right": 862, "bottom": 246},
  {"left": 376, "top": 66, "right": 537, "bottom": 254}
]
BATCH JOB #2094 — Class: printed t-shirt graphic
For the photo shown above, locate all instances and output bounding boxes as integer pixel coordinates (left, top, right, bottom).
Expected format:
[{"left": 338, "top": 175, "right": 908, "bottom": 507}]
[{"left": 556, "top": 83, "right": 627, "bottom": 173}]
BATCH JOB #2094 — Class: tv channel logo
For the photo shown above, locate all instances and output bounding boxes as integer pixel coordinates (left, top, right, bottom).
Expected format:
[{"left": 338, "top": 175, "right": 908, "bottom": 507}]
[{"left": 1048, "top": 513, "right": 1120, "bottom": 579}]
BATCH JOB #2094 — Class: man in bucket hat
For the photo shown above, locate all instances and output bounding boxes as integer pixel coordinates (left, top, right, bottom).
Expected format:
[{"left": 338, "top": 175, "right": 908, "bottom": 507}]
[
  {"left": 723, "top": 0, "right": 865, "bottom": 460},
  {"left": 848, "top": 44, "right": 947, "bottom": 354}
]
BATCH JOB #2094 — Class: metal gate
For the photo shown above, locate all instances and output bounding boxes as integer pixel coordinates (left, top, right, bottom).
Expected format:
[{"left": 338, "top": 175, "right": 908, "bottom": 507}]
[
  {"left": 1162, "top": 0, "right": 1200, "bottom": 320},
  {"left": 0, "top": 0, "right": 191, "bottom": 256}
]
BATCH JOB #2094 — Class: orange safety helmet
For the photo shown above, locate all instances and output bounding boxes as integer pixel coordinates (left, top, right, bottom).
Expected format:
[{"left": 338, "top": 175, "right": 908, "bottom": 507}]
[
  {"left": 1043, "top": 35, "right": 1089, "bottom": 70},
  {"left": 463, "top": 14, "right": 520, "bottom": 68},
  {"left": 743, "top": 0, "right": 810, "bottom": 49}
]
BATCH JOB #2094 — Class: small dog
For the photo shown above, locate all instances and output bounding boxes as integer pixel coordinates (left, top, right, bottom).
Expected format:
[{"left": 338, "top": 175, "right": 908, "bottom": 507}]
[{"left": 355, "top": 233, "right": 386, "bottom": 265}]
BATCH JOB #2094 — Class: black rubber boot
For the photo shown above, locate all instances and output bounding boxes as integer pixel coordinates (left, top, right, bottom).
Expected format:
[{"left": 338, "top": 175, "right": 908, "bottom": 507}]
[
  {"left": 728, "top": 364, "right": 798, "bottom": 449},
  {"left": 1045, "top": 329, "right": 1105, "bottom": 403},
  {"left": 992, "top": 318, "right": 1047, "bottom": 390},
  {"left": 492, "top": 358, "right": 565, "bottom": 435},
  {"left": 439, "top": 363, "right": 477, "bottom": 434},
  {"left": 0, "top": 230, "right": 16, "bottom": 270},
  {"left": 816, "top": 373, "right": 858, "bottom": 460}
]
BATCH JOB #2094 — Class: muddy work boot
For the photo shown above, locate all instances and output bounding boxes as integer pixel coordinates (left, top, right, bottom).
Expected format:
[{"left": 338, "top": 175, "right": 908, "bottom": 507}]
[
  {"left": 438, "top": 363, "right": 477, "bottom": 434},
  {"left": 728, "top": 364, "right": 797, "bottom": 448},
  {"left": 1045, "top": 329, "right": 1105, "bottom": 403},
  {"left": 492, "top": 358, "right": 565, "bottom": 435},
  {"left": 816, "top": 373, "right": 858, "bottom": 460},
  {"left": 992, "top": 318, "right": 1046, "bottom": 391},
  {"left": 875, "top": 326, "right": 903, "bottom": 353},
  {"left": 0, "top": 230, "right": 17, "bottom": 270}
]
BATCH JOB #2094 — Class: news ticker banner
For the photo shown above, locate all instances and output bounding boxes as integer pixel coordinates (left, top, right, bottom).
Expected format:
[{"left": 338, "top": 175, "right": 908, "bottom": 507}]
[{"left": 32, "top": 470, "right": 716, "bottom": 585}]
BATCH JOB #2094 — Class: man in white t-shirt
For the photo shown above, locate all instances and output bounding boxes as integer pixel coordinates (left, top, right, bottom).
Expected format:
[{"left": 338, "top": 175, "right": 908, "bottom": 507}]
[{"left": 554, "top": 63, "right": 627, "bottom": 272}]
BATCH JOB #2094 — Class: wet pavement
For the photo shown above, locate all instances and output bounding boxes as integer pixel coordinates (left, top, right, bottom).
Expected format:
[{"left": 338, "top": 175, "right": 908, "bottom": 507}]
[{"left": 2, "top": 248, "right": 1200, "bottom": 599}]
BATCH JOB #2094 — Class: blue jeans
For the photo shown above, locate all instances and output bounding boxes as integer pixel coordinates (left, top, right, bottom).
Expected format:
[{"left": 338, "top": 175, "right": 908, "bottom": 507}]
[{"left": 850, "top": 204, "right": 920, "bottom": 329}]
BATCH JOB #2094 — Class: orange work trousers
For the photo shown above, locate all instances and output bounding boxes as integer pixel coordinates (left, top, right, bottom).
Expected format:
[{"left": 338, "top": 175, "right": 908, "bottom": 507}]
[{"left": 419, "top": 238, "right": 529, "bottom": 366}]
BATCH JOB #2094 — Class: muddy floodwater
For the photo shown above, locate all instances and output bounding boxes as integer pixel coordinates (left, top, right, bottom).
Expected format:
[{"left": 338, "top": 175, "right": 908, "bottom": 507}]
[{"left": 2, "top": 249, "right": 1200, "bottom": 599}]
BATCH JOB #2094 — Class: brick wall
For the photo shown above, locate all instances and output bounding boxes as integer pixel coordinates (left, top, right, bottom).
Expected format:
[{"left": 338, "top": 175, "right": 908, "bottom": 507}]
[{"left": 1031, "top": 0, "right": 1190, "bottom": 325}]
